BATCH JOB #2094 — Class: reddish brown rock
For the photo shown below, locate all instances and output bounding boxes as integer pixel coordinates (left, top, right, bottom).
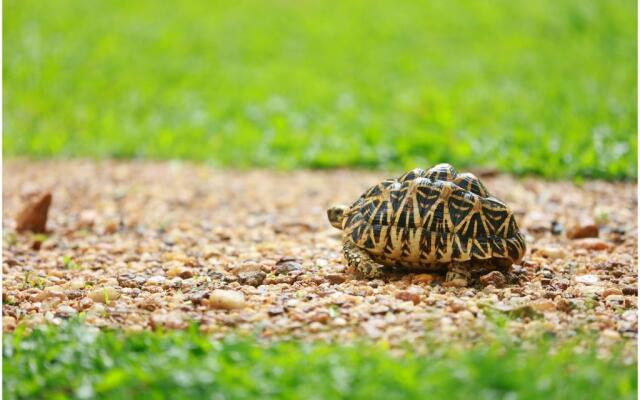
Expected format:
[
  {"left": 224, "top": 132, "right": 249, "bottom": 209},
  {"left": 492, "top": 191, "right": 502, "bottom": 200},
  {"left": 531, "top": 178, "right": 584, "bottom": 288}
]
[
  {"left": 556, "top": 298, "right": 573, "bottom": 313},
  {"left": 573, "top": 238, "right": 610, "bottom": 251},
  {"left": 479, "top": 271, "right": 507, "bottom": 288},
  {"left": 15, "top": 192, "right": 52, "bottom": 233},
  {"left": 412, "top": 274, "right": 436, "bottom": 285},
  {"left": 602, "top": 288, "right": 623, "bottom": 298},
  {"left": 567, "top": 220, "right": 599, "bottom": 239},
  {"left": 395, "top": 291, "right": 420, "bottom": 305},
  {"left": 325, "top": 274, "right": 347, "bottom": 284}
]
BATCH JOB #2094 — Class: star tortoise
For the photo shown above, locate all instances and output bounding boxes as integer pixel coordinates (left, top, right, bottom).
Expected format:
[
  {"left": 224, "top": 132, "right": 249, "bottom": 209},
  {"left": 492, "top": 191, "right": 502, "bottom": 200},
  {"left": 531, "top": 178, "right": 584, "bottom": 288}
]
[{"left": 327, "top": 164, "right": 526, "bottom": 286}]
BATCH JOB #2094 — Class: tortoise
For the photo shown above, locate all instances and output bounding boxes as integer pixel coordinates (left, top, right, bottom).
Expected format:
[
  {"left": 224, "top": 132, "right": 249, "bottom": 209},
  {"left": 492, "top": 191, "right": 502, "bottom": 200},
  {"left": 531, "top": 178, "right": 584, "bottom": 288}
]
[{"left": 327, "top": 164, "right": 526, "bottom": 286}]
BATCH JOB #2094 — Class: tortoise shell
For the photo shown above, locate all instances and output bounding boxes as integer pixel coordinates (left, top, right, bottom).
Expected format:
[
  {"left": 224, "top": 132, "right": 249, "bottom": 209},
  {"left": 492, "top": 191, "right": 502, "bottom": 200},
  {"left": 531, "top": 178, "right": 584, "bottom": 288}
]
[{"left": 341, "top": 164, "right": 526, "bottom": 269}]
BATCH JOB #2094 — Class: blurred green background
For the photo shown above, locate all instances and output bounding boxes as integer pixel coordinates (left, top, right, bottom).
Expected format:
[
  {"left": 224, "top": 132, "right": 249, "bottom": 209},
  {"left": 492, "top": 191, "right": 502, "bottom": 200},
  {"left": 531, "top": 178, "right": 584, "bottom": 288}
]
[{"left": 4, "top": 0, "right": 637, "bottom": 178}]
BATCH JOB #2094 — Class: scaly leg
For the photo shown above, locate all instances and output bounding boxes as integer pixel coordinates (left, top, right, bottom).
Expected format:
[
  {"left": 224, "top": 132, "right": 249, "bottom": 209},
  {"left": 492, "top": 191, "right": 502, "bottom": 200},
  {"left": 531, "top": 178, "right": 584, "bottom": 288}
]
[
  {"left": 445, "top": 261, "right": 471, "bottom": 287},
  {"left": 343, "top": 238, "right": 386, "bottom": 279}
]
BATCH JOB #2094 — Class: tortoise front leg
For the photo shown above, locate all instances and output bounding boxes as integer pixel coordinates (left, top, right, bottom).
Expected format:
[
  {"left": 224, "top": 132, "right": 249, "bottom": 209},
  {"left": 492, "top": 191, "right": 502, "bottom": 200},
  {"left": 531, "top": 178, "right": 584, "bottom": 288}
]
[
  {"left": 343, "top": 238, "right": 386, "bottom": 279},
  {"left": 444, "top": 261, "right": 471, "bottom": 287}
]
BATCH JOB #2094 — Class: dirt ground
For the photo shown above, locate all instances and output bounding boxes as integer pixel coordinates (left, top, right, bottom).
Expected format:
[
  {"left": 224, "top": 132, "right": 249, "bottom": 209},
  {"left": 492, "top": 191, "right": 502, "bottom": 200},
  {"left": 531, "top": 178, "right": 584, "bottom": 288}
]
[{"left": 2, "top": 160, "right": 637, "bottom": 353}]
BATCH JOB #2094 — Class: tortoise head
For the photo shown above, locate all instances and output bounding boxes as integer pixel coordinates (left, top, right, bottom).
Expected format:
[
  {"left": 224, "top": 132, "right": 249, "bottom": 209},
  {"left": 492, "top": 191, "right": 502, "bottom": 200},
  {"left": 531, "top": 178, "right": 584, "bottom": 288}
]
[{"left": 327, "top": 205, "right": 348, "bottom": 230}]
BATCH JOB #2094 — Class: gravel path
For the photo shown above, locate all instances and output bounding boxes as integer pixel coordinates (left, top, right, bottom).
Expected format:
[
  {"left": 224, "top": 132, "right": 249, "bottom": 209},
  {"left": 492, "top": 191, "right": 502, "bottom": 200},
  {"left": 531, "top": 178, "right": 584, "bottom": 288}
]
[{"left": 3, "top": 160, "right": 637, "bottom": 353}]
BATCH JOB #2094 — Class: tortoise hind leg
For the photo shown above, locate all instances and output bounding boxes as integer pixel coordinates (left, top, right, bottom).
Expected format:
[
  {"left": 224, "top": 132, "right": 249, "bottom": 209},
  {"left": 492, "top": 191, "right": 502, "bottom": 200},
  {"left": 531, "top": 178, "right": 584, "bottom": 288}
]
[
  {"left": 444, "top": 262, "right": 471, "bottom": 287},
  {"left": 343, "top": 238, "right": 386, "bottom": 279}
]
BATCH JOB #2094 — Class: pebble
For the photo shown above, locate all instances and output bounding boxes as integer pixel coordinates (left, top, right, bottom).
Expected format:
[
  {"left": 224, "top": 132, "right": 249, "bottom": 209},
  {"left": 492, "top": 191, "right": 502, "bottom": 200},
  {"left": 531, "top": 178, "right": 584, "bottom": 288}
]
[
  {"left": 442, "top": 278, "right": 467, "bottom": 288},
  {"left": 449, "top": 301, "right": 465, "bottom": 313},
  {"left": 540, "top": 246, "right": 566, "bottom": 259},
  {"left": 575, "top": 274, "right": 599, "bottom": 285},
  {"left": 602, "top": 288, "right": 623, "bottom": 298},
  {"left": 208, "top": 290, "right": 245, "bottom": 310},
  {"left": 479, "top": 271, "right": 506, "bottom": 288},
  {"left": 459, "top": 310, "right": 475, "bottom": 320},
  {"left": 573, "top": 238, "right": 610, "bottom": 251},
  {"left": 87, "top": 287, "right": 120, "bottom": 304},
  {"left": 550, "top": 221, "right": 564, "bottom": 235},
  {"left": 308, "top": 322, "right": 324, "bottom": 333},
  {"left": 412, "top": 274, "right": 435, "bottom": 285},
  {"left": 168, "top": 277, "right": 183, "bottom": 288},
  {"left": 166, "top": 264, "right": 193, "bottom": 279},
  {"left": 150, "top": 312, "right": 185, "bottom": 330},
  {"left": 89, "top": 303, "right": 106, "bottom": 315},
  {"left": 235, "top": 261, "right": 263, "bottom": 273},
  {"left": 325, "top": 274, "right": 347, "bottom": 284},
  {"left": 311, "top": 311, "right": 331, "bottom": 323},
  {"left": 65, "top": 290, "right": 83, "bottom": 300},
  {"left": 118, "top": 274, "right": 146, "bottom": 288},
  {"left": 77, "top": 210, "right": 97, "bottom": 230},
  {"left": 68, "top": 279, "right": 85, "bottom": 290},
  {"left": 126, "top": 324, "right": 145, "bottom": 333},
  {"left": 370, "top": 305, "right": 390, "bottom": 315},
  {"left": 46, "top": 285, "right": 65, "bottom": 297},
  {"left": 238, "top": 271, "right": 266, "bottom": 287},
  {"left": 529, "top": 299, "right": 556, "bottom": 312},
  {"left": 104, "top": 220, "right": 119, "bottom": 234},
  {"left": 566, "top": 221, "right": 599, "bottom": 239},
  {"left": 361, "top": 321, "right": 383, "bottom": 339},
  {"left": 55, "top": 305, "right": 77, "bottom": 318},
  {"left": 78, "top": 297, "right": 93, "bottom": 310},
  {"left": 556, "top": 299, "right": 573, "bottom": 313},
  {"left": 105, "top": 278, "right": 119, "bottom": 287},
  {"left": 146, "top": 276, "right": 166, "bottom": 286},
  {"left": 15, "top": 192, "right": 52, "bottom": 234},
  {"left": 623, "top": 286, "right": 637, "bottom": 296},
  {"left": 189, "top": 291, "right": 208, "bottom": 306},
  {"left": 333, "top": 317, "right": 347, "bottom": 326},
  {"left": 485, "top": 303, "right": 542, "bottom": 319},
  {"left": 140, "top": 295, "right": 161, "bottom": 311},
  {"left": 601, "top": 329, "right": 621, "bottom": 340},
  {"left": 267, "top": 306, "right": 285, "bottom": 316},
  {"left": 605, "top": 295, "right": 625, "bottom": 308},
  {"left": 3, "top": 316, "right": 17, "bottom": 331},
  {"left": 574, "top": 284, "right": 603, "bottom": 298},
  {"left": 274, "top": 259, "right": 302, "bottom": 275},
  {"left": 179, "top": 269, "right": 194, "bottom": 279},
  {"left": 395, "top": 291, "right": 420, "bottom": 305}
]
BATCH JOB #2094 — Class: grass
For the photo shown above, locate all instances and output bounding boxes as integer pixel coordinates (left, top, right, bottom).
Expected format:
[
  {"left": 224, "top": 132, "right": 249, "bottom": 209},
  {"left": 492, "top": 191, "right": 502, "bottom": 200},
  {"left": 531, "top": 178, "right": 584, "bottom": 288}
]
[
  {"left": 4, "top": 0, "right": 637, "bottom": 178},
  {"left": 2, "top": 321, "right": 637, "bottom": 400}
]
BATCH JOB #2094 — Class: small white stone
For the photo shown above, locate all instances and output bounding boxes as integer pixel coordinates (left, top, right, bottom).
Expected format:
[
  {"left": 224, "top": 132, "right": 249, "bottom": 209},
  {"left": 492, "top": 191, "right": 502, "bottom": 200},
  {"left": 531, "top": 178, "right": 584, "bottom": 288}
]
[
  {"left": 333, "top": 317, "right": 347, "bottom": 326},
  {"left": 208, "top": 290, "right": 245, "bottom": 310},
  {"left": 146, "top": 276, "right": 166, "bottom": 285},
  {"left": 46, "top": 285, "right": 65, "bottom": 295},
  {"left": 68, "top": 279, "right": 85, "bottom": 290},
  {"left": 540, "top": 246, "right": 566, "bottom": 259},
  {"left": 87, "top": 287, "right": 120, "bottom": 304},
  {"left": 575, "top": 274, "right": 599, "bottom": 285},
  {"left": 56, "top": 305, "right": 78, "bottom": 317}
]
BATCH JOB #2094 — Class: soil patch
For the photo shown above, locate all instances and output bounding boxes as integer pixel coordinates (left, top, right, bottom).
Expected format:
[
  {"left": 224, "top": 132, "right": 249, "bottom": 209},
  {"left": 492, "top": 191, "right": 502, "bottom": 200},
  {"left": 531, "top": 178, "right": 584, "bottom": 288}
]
[{"left": 3, "top": 160, "right": 637, "bottom": 352}]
